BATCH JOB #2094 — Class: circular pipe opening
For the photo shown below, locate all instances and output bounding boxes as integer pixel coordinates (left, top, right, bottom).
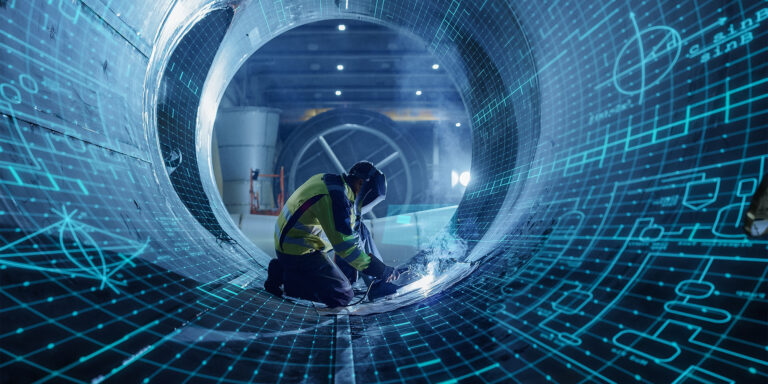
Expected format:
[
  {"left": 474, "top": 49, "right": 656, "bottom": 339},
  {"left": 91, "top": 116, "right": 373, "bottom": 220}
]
[
  {"left": 193, "top": 1, "right": 539, "bottom": 282},
  {"left": 184, "top": 7, "right": 540, "bottom": 309},
  {"left": 4, "top": 1, "right": 762, "bottom": 382}
]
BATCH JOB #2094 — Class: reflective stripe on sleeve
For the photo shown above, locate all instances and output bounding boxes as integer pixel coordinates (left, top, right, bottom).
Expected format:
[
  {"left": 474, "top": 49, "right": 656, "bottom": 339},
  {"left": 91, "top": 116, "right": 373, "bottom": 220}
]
[
  {"left": 333, "top": 238, "right": 358, "bottom": 253},
  {"left": 343, "top": 247, "right": 362, "bottom": 263}
]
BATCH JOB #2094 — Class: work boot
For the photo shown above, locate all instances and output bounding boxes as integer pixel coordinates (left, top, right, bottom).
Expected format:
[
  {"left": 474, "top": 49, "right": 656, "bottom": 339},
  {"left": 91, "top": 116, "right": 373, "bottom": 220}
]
[{"left": 264, "top": 258, "right": 283, "bottom": 297}]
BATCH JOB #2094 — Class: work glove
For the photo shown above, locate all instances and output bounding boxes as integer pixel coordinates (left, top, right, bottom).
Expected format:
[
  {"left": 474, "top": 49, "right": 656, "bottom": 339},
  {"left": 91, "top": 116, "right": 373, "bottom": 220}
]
[
  {"left": 362, "top": 255, "right": 398, "bottom": 281},
  {"left": 380, "top": 265, "right": 400, "bottom": 282}
]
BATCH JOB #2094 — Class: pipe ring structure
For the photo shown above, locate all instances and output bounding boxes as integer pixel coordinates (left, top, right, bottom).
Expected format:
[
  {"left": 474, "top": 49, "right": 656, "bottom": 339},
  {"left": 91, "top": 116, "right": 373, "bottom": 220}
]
[{"left": 0, "top": 0, "right": 766, "bottom": 383}]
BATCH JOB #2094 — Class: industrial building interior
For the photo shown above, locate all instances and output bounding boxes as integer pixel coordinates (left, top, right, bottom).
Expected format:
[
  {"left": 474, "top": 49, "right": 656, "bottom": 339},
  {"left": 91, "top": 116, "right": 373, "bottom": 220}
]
[
  {"left": 213, "top": 19, "right": 472, "bottom": 259},
  {"left": 0, "top": 0, "right": 766, "bottom": 383}
]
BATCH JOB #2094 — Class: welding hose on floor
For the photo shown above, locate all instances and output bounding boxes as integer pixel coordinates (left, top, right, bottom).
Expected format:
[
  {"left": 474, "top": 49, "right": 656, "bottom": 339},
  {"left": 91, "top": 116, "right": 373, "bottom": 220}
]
[
  {"left": 343, "top": 265, "right": 411, "bottom": 306},
  {"left": 344, "top": 280, "right": 377, "bottom": 306}
]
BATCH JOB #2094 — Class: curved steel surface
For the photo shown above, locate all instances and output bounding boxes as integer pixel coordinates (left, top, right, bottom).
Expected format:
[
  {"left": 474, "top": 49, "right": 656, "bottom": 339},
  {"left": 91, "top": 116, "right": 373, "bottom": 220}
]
[{"left": 0, "top": 1, "right": 765, "bottom": 383}]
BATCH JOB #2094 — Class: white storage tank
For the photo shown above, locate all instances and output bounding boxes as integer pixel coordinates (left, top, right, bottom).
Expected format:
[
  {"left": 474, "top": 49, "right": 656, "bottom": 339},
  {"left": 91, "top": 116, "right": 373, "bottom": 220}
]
[{"left": 214, "top": 107, "right": 281, "bottom": 215}]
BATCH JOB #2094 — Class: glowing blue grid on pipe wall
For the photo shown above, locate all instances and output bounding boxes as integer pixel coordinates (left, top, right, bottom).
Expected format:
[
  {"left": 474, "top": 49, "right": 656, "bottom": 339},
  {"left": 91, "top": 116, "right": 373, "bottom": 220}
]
[
  {"left": 156, "top": 8, "right": 234, "bottom": 242},
  {"left": 0, "top": 0, "right": 765, "bottom": 383}
]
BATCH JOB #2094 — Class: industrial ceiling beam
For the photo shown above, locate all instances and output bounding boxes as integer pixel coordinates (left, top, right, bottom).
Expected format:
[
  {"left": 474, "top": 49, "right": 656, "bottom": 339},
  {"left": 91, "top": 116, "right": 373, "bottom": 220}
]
[
  {"left": 266, "top": 103, "right": 466, "bottom": 111},
  {"left": 246, "top": 72, "right": 449, "bottom": 78},
  {"left": 282, "top": 28, "right": 402, "bottom": 35},
  {"left": 249, "top": 52, "right": 433, "bottom": 59},
  {"left": 263, "top": 87, "right": 461, "bottom": 93}
]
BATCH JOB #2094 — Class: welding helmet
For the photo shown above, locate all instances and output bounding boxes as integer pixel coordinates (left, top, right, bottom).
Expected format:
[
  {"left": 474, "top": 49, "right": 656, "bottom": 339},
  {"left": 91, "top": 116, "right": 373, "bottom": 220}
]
[{"left": 348, "top": 161, "right": 387, "bottom": 215}]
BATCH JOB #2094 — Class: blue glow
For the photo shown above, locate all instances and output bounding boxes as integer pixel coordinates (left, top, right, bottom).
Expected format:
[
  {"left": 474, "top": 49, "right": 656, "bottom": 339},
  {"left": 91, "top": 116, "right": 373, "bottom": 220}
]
[{"left": 0, "top": 0, "right": 766, "bottom": 383}]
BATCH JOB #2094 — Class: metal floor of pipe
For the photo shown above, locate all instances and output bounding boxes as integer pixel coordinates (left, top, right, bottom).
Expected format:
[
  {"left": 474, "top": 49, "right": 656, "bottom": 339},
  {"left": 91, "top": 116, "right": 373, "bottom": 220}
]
[{"left": 1, "top": 0, "right": 767, "bottom": 383}]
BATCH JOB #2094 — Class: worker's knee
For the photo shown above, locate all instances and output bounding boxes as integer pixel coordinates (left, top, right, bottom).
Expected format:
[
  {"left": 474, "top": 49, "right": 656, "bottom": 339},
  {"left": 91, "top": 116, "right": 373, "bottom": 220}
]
[{"left": 266, "top": 259, "right": 283, "bottom": 280}]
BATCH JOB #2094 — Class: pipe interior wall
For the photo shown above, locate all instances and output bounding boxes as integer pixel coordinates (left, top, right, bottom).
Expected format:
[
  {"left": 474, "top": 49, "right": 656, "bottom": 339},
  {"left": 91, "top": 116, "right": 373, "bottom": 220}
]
[{"left": 0, "top": 0, "right": 765, "bottom": 383}]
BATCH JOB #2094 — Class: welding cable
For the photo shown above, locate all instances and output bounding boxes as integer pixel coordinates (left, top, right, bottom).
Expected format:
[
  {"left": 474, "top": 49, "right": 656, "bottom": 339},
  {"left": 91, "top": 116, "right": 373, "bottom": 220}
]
[
  {"left": 342, "top": 265, "right": 414, "bottom": 306},
  {"left": 343, "top": 279, "right": 378, "bottom": 306}
]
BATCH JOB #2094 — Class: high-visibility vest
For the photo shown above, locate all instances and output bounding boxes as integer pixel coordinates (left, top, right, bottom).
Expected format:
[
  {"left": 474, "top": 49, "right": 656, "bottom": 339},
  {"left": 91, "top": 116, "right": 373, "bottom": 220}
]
[{"left": 274, "top": 173, "right": 372, "bottom": 271}]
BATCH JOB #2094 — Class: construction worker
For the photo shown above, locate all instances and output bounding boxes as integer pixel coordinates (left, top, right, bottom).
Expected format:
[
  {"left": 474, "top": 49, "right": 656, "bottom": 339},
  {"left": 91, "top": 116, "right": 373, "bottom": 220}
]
[{"left": 264, "top": 161, "right": 399, "bottom": 307}]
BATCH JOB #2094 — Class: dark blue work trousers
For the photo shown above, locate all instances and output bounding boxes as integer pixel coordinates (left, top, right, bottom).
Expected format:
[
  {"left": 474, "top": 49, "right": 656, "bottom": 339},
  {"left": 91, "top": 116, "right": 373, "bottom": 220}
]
[
  {"left": 273, "top": 223, "right": 379, "bottom": 307},
  {"left": 275, "top": 251, "right": 356, "bottom": 307}
]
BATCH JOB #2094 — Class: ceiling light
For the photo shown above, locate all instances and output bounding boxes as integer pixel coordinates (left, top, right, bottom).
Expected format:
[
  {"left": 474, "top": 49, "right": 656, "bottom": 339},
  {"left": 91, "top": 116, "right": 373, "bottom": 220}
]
[
  {"left": 335, "top": 90, "right": 342, "bottom": 96},
  {"left": 338, "top": 24, "right": 346, "bottom": 31},
  {"left": 337, "top": 64, "right": 344, "bottom": 71},
  {"left": 432, "top": 64, "right": 440, "bottom": 70},
  {"left": 415, "top": 90, "right": 422, "bottom": 96},
  {"left": 455, "top": 122, "right": 461, "bottom": 127}
]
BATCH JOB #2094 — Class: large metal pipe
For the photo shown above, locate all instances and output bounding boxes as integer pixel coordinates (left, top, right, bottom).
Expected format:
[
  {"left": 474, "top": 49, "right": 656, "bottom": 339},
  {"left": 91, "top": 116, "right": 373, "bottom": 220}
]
[{"left": 0, "top": 1, "right": 764, "bottom": 383}]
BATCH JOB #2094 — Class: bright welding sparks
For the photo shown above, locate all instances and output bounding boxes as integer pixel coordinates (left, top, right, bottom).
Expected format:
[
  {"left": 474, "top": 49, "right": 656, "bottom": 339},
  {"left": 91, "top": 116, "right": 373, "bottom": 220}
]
[
  {"left": 410, "top": 262, "right": 436, "bottom": 293},
  {"left": 411, "top": 274, "right": 434, "bottom": 291}
]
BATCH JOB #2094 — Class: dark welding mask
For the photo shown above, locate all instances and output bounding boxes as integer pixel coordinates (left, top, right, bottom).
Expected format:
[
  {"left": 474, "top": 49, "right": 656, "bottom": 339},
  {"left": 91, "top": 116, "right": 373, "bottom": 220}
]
[{"left": 348, "top": 161, "right": 387, "bottom": 215}]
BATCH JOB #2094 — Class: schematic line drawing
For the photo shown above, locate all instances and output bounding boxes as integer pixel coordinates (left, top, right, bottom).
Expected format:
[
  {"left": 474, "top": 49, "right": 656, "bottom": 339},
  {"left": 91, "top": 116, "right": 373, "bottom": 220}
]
[{"left": 0, "top": 206, "right": 150, "bottom": 292}]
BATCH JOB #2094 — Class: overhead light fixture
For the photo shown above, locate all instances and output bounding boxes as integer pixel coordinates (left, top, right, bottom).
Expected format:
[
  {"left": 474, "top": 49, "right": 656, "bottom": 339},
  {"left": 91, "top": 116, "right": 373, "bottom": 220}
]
[
  {"left": 335, "top": 90, "right": 342, "bottom": 96},
  {"left": 432, "top": 64, "right": 440, "bottom": 70},
  {"left": 338, "top": 24, "right": 346, "bottom": 31},
  {"left": 337, "top": 64, "right": 344, "bottom": 71},
  {"left": 455, "top": 122, "right": 461, "bottom": 127},
  {"left": 415, "top": 90, "right": 422, "bottom": 96},
  {"left": 451, "top": 171, "right": 459, "bottom": 187}
]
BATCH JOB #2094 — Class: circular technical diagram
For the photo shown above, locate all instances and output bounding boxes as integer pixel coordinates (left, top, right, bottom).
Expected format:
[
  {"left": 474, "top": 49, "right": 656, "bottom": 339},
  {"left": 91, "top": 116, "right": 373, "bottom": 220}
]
[
  {"left": 612, "top": 15, "right": 681, "bottom": 103},
  {"left": 277, "top": 109, "right": 425, "bottom": 217}
]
